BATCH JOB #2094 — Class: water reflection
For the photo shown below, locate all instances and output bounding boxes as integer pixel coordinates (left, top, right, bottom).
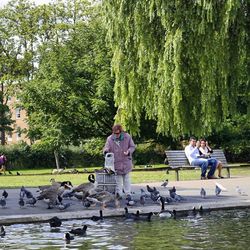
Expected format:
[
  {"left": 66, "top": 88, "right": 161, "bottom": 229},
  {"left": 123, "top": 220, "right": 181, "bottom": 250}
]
[{"left": 0, "top": 209, "right": 249, "bottom": 249}]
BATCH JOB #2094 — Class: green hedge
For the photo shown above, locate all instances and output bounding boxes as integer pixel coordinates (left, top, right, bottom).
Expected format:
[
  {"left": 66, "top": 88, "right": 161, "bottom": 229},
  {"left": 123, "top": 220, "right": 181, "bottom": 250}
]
[{"left": 0, "top": 137, "right": 248, "bottom": 170}]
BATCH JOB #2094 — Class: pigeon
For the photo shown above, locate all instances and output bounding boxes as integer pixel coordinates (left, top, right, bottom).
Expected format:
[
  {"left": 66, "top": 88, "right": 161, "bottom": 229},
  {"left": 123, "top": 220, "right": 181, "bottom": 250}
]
[
  {"left": 2, "top": 190, "right": 8, "bottom": 199},
  {"left": 161, "top": 179, "right": 168, "bottom": 188},
  {"left": 91, "top": 210, "right": 103, "bottom": 222},
  {"left": 58, "top": 202, "right": 71, "bottom": 211},
  {"left": 140, "top": 193, "right": 146, "bottom": 206},
  {"left": 0, "top": 197, "right": 6, "bottom": 208},
  {"left": 236, "top": 186, "right": 248, "bottom": 196},
  {"left": 20, "top": 186, "right": 34, "bottom": 199},
  {"left": 69, "top": 225, "right": 87, "bottom": 236},
  {"left": 64, "top": 232, "right": 74, "bottom": 243},
  {"left": 146, "top": 185, "right": 155, "bottom": 193},
  {"left": 215, "top": 185, "right": 221, "bottom": 196},
  {"left": 126, "top": 194, "right": 135, "bottom": 206},
  {"left": 200, "top": 188, "right": 206, "bottom": 198},
  {"left": 0, "top": 226, "right": 5, "bottom": 237},
  {"left": 82, "top": 200, "right": 91, "bottom": 208},
  {"left": 215, "top": 182, "right": 227, "bottom": 191},
  {"left": 18, "top": 197, "right": 25, "bottom": 208},
  {"left": 49, "top": 216, "right": 62, "bottom": 227},
  {"left": 169, "top": 186, "right": 177, "bottom": 199},
  {"left": 62, "top": 190, "right": 75, "bottom": 199},
  {"left": 147, "top": 185, "right": 160, "bottom": 202},
  {"left": 26, "top": 197, "right": 37, "bottom": 206},
  {"left": 140, "top": 188, "right": 150, "bottom": 199}
]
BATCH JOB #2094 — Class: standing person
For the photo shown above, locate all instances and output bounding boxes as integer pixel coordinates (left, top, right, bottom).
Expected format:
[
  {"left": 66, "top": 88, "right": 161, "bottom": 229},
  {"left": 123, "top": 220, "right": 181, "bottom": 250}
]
[
  {"left": 103, "top": 124, "right": 135, "bottom": 197},
  {"left": 0, "top": 154, "right": 7, "bottom": 175},
  {"left": 185, "top": 137, "right": 217, "bottom": 179},
  {"left": 199, "top": 139, "right": 224, "bottom": 178}
]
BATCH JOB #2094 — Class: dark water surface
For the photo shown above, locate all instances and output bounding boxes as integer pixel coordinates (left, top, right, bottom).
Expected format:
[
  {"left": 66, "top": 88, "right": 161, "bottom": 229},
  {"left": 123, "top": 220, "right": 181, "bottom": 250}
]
[{"left": 0, "top": 209, "right": 249, "bottom": 249}]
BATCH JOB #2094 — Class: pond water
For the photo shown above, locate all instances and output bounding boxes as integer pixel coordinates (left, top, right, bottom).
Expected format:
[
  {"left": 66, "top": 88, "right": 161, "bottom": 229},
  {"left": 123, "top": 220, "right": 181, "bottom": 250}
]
[{"left": 0, "top": 209, "right": 249, "bottom": 250}]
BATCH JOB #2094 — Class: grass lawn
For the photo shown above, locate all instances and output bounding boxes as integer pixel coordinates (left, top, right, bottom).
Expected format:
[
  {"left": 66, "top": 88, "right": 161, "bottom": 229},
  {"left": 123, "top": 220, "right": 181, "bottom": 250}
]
[{"left": 0, "top": 166, "right": 250, "bottom": 188}]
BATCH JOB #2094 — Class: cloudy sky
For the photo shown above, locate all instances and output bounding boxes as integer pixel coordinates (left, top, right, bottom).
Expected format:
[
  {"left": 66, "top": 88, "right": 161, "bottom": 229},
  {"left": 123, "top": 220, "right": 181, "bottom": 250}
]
[{"left": 0, "top": 0, "right": 52, "bottom": 8}]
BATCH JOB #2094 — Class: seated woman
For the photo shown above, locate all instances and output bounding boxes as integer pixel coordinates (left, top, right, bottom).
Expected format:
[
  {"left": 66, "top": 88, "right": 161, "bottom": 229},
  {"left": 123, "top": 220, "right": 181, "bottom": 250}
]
[{"left": 199, "top": 139, "right": 224, "bottom": 178}]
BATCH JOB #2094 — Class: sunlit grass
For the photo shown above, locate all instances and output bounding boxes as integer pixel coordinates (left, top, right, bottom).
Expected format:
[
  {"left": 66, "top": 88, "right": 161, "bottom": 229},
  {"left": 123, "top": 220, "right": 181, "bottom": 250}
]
[{"left": 0, "top": 166, "right": 250, "bottom": 188}]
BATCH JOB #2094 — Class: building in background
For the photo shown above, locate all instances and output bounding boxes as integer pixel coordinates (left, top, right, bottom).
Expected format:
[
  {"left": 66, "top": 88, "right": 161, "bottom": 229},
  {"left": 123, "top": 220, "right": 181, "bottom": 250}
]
[{"left": 6, "top": 96, "right": 30, "bottom": 145}]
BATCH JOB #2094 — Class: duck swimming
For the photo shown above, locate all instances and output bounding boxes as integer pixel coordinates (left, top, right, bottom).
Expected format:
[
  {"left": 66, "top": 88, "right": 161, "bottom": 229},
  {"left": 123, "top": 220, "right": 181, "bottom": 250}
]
[
  {"left": 0, "top": 226, "right": 5, "bottom": 237},
  {"left": 91, "top": 210, "right": 103, "bottom": 222},
  {"left": 69, "top": 225, "right": 87, "bottom": 236},
  {"left": 49, "top": 216, "right": 62, "bottom": 227},
  {"left": 64, "top": 232, "right": 74, "bottom": 242},
  {"left": 157, "top": 196, "right": 173, "bottom": 218}
]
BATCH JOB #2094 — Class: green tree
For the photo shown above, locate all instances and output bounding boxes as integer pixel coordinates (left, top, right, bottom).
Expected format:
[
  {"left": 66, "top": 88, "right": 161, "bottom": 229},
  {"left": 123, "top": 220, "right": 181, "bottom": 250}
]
[
  {"left": 21, "top": 2, "right": 115, "bottom": 167},
  {"left": 0, "top": 0, "right": 39, "bottom": 144},
  {"left": 103, "top": 0, "right": 249, "bottom": 137}
]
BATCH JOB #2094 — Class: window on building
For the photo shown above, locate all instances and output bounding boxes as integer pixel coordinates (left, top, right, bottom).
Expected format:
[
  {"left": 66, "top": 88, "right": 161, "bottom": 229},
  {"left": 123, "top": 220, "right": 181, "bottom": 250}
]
[
  {"left": 15, "top": 108, "right": 21, "bottom": 119},
  {"left": 7, "top": 131, "right": 12, "bottom": 141},
  {"left": 16, "top": 127, "right": 22, "bottom": 140}
]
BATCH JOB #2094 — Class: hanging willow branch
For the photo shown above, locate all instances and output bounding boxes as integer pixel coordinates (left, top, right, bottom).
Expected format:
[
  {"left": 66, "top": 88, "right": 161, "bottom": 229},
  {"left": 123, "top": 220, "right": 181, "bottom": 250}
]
[{"left": 103, "top": 0, "right": 249, "bottom": 137}]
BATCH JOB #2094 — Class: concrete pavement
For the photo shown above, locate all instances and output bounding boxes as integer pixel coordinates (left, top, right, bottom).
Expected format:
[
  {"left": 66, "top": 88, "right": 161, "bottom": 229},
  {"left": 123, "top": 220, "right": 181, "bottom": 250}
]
[{"left": 0, "top": 176, "right": 250, "bottom": 225}]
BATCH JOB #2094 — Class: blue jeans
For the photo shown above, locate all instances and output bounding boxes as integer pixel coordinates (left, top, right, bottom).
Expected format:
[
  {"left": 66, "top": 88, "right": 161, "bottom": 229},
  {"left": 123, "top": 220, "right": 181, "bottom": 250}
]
[
  {"left": 206, "top": 158, "right": 218, "bottom": 177},
  {"left": 191, "top": 159, "right": 208, "bottom": 177}
]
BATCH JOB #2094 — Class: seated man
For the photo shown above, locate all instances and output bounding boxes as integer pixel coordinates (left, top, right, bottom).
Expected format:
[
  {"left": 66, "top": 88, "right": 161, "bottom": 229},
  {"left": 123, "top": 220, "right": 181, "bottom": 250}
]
[{"left": 185, "top": 137, "right": 217, "bottom": 179}]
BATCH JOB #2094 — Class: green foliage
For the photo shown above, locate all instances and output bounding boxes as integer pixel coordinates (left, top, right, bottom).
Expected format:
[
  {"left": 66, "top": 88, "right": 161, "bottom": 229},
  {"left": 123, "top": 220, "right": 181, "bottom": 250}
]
[
  {"left": 207, "top": 115, "right": 250, "bottom": 162},
  {"left": 20, "top": 1, "right": 115, "bottom": 151},
  {"left": 103, "top": 0, "right": 249, "bottom": 137},
  {"left": 133, "top": 141, "right": 166, "bottom": 165}
]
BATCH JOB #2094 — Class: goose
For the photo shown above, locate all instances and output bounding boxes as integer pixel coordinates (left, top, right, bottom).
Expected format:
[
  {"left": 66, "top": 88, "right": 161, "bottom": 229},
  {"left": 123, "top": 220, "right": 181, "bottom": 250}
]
[
  {"left": 64, "top": 232, "right": 74, "bottom": 242},
  {"left": 38, "top": 178, "right": 61, "bottom": 191},
  {"left": 87, "top": 191, "right": 117, "bottom": 209},
  {"left": 124, "top": 207, "right": 140, "bottom": 221},
  {"left": 69, "top": 225, "right": 87, "bottom": 236},
  {"left": 0, "top": 226, "right": 5, "bottom": 237},
  {"left": 49, "top": 216, "right": 62, "bottom": 227},
  {"left": 69, "top": 174, "right": 97, "bottom": 198},
  {"left": 157, "top": 196, "right": 173, "bottom": 218},
  {"left": 137, "top": 211, "right": 153, "bottom": 222},
  {"left": 91, "top": 210, "right": 103, "bottom": 222},
  {"left": 37, "top": 183, "right": 67, "bottom": 207}
]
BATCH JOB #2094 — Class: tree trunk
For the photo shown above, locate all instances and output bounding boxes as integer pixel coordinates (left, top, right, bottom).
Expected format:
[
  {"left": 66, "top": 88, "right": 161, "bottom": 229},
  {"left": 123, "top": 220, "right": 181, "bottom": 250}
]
[{"left": 54, "top": 150, "right": 60, "bottom": 170}]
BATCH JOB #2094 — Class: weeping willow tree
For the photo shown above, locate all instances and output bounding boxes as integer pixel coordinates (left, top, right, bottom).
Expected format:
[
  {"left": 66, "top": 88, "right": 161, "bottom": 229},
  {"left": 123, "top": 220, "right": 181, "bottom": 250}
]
[{"left": 103, "top": 0, "right": 249, "bottom": 137}]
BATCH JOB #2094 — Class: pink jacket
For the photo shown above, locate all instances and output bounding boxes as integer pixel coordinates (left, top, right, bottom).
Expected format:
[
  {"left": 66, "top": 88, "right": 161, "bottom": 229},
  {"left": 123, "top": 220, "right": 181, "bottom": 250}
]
[{"left": 104, "top": 132, "right": 135, "bottom": 175}]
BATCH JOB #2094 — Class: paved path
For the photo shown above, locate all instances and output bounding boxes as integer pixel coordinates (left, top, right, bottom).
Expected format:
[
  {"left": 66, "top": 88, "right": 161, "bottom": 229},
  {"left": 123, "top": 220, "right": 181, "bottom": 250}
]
[{"left": 0, "top": 176, "right": 250, "bottom": 225}]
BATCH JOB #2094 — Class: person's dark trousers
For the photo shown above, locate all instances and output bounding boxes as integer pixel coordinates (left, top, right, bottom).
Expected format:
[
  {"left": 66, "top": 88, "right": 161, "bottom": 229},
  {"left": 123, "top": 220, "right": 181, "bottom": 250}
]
[{"left": 207, "top": 158, "right": 218, "bottom": 177}]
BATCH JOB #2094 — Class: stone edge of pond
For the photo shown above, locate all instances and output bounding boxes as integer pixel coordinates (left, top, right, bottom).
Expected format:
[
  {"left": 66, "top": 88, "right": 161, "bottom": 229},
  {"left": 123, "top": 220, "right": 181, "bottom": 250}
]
[{"left": 0, "top": 201, "right": 250, "bottom": 225}]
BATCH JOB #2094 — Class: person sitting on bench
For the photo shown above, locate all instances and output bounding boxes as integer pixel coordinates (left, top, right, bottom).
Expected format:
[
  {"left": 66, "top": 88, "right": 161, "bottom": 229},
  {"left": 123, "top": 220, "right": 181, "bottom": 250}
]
[
  {"left": 185, "top": 137, "right": 217, "bottom": 180},
  {"left": 199, "top": 139, "right": 224, "bottom": 178}
]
